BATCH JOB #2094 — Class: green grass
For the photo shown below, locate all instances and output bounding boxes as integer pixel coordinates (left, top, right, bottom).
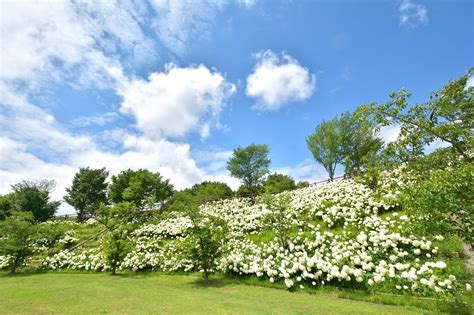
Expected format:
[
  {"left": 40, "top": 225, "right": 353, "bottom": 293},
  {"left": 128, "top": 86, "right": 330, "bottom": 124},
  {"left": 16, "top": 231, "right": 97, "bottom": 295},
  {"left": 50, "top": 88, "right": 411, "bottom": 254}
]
[{"left": 0, "top": 272, "right": 439, "bottom": 314}]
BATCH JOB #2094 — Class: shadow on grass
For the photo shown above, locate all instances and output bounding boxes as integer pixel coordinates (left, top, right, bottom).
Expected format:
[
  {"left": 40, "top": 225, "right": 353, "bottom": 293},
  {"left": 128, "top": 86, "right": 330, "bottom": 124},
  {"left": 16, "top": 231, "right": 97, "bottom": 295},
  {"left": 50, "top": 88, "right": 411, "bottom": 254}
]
[
  {"left": 0, "top": 270, "right": 49, "bottom": 278},
  {"left": 191, "top": 276, "right": 230, "bottom": 289}
]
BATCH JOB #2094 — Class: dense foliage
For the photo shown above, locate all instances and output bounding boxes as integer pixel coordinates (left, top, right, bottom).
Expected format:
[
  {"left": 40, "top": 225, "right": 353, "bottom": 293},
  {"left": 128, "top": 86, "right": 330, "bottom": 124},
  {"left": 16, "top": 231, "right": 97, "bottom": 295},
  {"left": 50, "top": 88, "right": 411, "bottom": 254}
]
[
  {"left": 0, "top": 193, "right": 14, "bottom": 221},
  {"left": 109, "top": 169, "right": 174, "bottom": 210},
  {"left": 262, "top": 173, "right": 296, "bottom": 194},
  {"left": 402, "top": 162, "right": 473, "bottom": 243},
  {"left": 166, "top": 181, "right": 233, "bottom": 213},
  {"left": 9, "top": 180, "right": 60, "bottom": 222}
]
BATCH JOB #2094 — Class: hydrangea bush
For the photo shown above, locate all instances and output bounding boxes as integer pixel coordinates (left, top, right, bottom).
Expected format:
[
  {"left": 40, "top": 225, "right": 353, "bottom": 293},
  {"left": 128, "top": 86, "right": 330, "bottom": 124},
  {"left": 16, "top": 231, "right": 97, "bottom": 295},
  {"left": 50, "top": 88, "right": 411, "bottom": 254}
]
[{"left": 39, "top": 174, "right": 471, "bottom": 298}]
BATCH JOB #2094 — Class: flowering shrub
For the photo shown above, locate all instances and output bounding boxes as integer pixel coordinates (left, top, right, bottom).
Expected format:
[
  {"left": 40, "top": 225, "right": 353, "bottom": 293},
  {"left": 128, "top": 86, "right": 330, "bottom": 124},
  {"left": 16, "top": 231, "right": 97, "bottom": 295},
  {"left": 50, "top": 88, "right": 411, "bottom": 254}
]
[
  {"left": 38, "top": 174, "right": 470, "bottom": 297},
  {"left": 58, "top": 230, "right": 79, "bottom": 245},
  {"left": 41, "top": 249, "right": 108, "bottom": 271}
]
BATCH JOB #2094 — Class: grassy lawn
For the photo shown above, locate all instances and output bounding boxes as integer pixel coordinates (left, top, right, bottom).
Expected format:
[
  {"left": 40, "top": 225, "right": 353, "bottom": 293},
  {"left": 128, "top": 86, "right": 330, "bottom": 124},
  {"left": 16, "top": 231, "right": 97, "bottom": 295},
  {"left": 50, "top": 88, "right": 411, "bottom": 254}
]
[{"left": 0, "top": 272, "right": 438, "bottom": 314}]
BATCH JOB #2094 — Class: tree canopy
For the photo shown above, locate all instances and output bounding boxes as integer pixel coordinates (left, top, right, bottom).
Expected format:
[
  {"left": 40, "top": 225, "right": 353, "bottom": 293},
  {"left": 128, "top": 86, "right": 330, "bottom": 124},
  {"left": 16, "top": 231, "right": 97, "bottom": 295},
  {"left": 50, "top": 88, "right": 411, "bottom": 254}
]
[
  {"left": 306, "top": 118, "right": 342, "bottom": 181},
  {"left": 340, "top": 106, "right": 382, "bottom": 174},
  {"left": 262, "top": 173, "right": 296, "bottom": 194},
  {"left": 64, "top": 167, "right": 109, "bottom": 222},
  {"left": 10, "top": 180, "right": 60, "bottom": 222},
  {"left": 227, "top": 144, "right": 270, "bottom": 197},
  {"left": 371, "top": 68, "right": 474, "bottom": 163},
  {"left": 166, "top": 181, "right": 233, "bottom": 212},
  {"left": 109, "top": 169, "right": 174, "bottom": 210}
]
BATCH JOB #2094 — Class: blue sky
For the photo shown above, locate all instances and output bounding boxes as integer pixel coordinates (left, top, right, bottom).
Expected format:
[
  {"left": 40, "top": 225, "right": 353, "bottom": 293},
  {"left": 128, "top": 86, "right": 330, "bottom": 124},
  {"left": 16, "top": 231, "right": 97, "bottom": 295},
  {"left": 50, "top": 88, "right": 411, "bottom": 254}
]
[{"left": 0, "top": 0, "right": 473, "bottom": 214}]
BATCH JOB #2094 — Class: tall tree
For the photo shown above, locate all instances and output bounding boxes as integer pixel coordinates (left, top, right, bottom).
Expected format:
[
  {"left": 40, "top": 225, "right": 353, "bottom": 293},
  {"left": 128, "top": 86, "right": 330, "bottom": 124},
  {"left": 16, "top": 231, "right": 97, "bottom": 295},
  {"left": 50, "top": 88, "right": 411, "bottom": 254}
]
[
  {"left": 109, "top": 169, "right": 174, "bottom": 210},
  {"left": 97, "top": 202, "right": 138, "bottom": 275},
  {"left": 0, "top": 211, "right": 38, "bottom": 273},
  {"left": 227, "top": 144, "right": 271, "bottom": 197},
  {"left": 340, "top": 105, "right": 383, "bottom": 174},
  {"left": 11, "top": 180, "right": 60, "bottom": 222},
  {"left": 187, "top": 212, "right": 228, "bottom": 285},
  {"left": 64, "top": 167, "right": 109, "bottom": 222},
  {"left": 371, "top": 68, "right": 474, "bottom": 162},
  {"left": 306, "top": 118, "right": 342, "bottom": 180},
  {"left": 263, "top": 193, "right": 293, "bottom": 248}
]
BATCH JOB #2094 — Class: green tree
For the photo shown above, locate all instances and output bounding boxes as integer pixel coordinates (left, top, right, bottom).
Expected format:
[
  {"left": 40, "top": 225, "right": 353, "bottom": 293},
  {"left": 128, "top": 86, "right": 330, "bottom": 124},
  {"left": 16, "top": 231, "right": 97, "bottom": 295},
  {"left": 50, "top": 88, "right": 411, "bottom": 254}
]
[
  {"left": 227, "top": 144, "right": 271, "bottom": 198},
  {"left": 109, "top": 169, "right": 174, "bottom": 210},
  {"left": 97, "top": 202, "right": 139, "bottom": 275},
  {"left": 187, "top": 212, "right": 228, "bottom": 285},
  {"left": 0, "top": 211, "right": 38, "bottom": 273},
  {"left": 371, "top": 68, "right": 474, "bottom": 162},
  {"left": 166, "top": 181, "right": 233, "bottom": 212},
  {"left": 262, "top": 173, "right": 296, "bottom": 194},
  {"left": 11, "top": 180, "right": 60, "bottom": 222},
  {"left": 263, "top": 193, "right": 293, "bottom": 248},
  {"left": 340, "top": 106, "right": 383, "bottom": 174},
  {"left": 306, "top": 118, "right": 342, "bottom": 181},
  {"left": 0, "top": 193, "right": 15, "bottom": 220},
  {"left": 192, "top": 181, "right": 233, "bottom": 203},
  {"left": 295, "top": 181, "right": 310, "bottom": 189},
  {"left": 64, "top": 167, "right": 109, "bottom": 222}
]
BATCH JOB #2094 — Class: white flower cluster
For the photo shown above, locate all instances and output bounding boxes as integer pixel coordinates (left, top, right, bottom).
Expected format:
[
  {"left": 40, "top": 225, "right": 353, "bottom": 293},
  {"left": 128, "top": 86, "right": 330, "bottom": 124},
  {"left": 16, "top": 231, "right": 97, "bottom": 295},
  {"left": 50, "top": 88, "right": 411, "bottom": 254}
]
[
  {"left": 58, "top": 230, "right": 79, "bottom": 245},
  {"left": 201, "top": 199, "right": 274, "bottom": 234},
  {"left": 0, "top": 255, "right": 12, "bottom": 269},
  {"left": 291, "top": 180, "right": 391, "bottom": 228},
  {"left": 373, "top": 165, "right": 415, "bottom": 208},
  {"left": 133, "top": 216, "right": 193, "bottom": 238},
  {"left": 41, "top": 249, "right": 108, "bottom": 271},
  {"left": 219, "top": 216, "right": 459, "bottom": 295}
]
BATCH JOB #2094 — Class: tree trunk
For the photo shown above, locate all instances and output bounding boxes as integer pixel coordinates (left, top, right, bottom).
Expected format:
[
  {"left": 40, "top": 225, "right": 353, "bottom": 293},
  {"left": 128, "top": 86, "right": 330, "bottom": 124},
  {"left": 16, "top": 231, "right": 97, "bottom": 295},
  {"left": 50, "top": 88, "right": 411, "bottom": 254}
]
[
  {"left": 204, "top": 269, "right": 209, "bottom": 285},
  {"left": 111, "top": 261, "right": 117, "bottom": 275},
  {"left": 10, "top": 255, "right": 20, "bottom": 274},
  {"left": 77, "top": 210, "right": 84, "bottom": 223}
]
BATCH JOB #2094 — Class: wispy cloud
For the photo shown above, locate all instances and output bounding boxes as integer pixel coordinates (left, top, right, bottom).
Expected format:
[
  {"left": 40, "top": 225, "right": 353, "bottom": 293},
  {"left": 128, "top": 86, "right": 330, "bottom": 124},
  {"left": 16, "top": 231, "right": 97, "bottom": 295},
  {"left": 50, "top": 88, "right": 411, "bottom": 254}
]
[
  {"left": 341, "top": 65, "right": 352, "bottom": 81},
  {"left": 399, "top": 0, "right": 429, "bottom": 27},
  {"left": 70, "top": 112, "right": 120, "bottom": 127}
]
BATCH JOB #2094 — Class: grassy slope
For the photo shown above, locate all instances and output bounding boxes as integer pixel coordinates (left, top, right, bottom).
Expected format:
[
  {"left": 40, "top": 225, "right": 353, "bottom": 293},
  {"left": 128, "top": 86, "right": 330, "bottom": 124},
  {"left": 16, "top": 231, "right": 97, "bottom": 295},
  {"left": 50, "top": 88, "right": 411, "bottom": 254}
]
[{"left": 0, "top": 272, "right": 436, "bottom": 315}]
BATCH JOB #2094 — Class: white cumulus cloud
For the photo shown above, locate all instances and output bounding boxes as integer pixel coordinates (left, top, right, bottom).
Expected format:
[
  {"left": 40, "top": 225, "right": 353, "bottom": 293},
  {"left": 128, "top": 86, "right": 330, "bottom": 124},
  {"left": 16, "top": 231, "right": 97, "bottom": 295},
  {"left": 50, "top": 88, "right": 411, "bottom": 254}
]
[
  {"left": 246, "top": 50, "right": 315, "bottom": 111},
  {"left": 118, "top": 64, "right": 236, "bottom": 139}
]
